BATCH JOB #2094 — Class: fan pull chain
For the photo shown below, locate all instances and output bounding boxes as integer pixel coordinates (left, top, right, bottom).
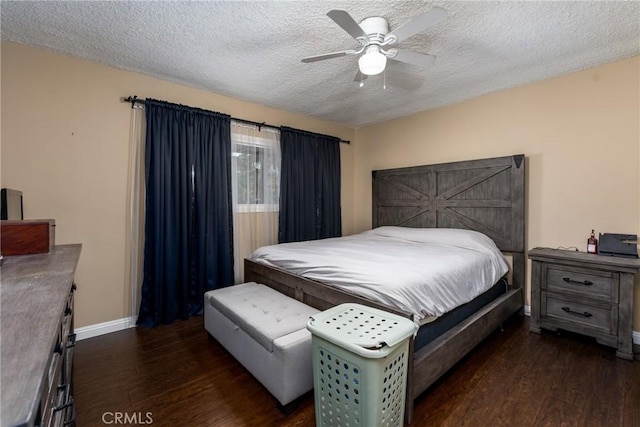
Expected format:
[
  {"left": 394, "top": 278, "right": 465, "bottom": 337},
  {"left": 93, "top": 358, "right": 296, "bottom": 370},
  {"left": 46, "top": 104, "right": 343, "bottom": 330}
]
[
  {"left": 359, "top": 71, "right": 364, "bottom": 88},
  {"left": 383, "top": 69, "right": 387, "bottom": 90}
]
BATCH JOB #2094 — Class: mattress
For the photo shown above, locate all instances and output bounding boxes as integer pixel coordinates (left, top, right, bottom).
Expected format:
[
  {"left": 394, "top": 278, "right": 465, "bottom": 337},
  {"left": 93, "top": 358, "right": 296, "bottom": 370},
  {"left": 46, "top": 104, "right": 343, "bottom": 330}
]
[
  {"left": 250, "top": 227, "right": 509, "bottom": 323},
  {"left": 413, "top": 278, "right": 508, "bottom": 351}
]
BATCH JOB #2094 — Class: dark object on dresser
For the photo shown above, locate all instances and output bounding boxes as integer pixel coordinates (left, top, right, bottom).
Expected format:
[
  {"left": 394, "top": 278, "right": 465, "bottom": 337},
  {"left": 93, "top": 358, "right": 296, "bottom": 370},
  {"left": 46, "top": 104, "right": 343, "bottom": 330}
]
[
  {"left": 0, "top": 244, "right": 81, "bottom": 427},
  {"left": 598, "top": 233, "right": 638, "bottom": 258},
  {"left": 1, "top": 188, "right": 23, "bottom": 220},
  {"left": 0, "top": 219, "right": 55, "bottom": 255},
  {"left": 528, "top": 247, "right": 640, "bottom": 359}
]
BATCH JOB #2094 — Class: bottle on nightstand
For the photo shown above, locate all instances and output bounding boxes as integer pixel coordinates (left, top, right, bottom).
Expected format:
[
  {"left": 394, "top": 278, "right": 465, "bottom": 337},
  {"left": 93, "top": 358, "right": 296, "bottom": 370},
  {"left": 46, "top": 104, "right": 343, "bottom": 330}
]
[{"left": 587, "top": 229, "right": 598, "bottom": 254}]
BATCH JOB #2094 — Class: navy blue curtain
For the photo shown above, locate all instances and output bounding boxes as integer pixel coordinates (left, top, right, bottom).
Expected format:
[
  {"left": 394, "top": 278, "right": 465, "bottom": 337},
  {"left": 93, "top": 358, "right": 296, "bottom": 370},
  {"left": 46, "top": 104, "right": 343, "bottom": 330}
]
[
  {"left": 138, "top": 99, "right": 234, "bottom": 327},
  {"left": 278, "top": 127, "right": 342, "bottom": 243}
]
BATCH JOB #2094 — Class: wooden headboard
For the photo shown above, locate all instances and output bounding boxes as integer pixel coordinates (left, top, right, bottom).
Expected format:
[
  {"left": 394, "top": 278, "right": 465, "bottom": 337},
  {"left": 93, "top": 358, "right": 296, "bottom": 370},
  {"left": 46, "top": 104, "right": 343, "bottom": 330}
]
[{"left": 372, "top": 154, "right": 526, "bottom": 287}]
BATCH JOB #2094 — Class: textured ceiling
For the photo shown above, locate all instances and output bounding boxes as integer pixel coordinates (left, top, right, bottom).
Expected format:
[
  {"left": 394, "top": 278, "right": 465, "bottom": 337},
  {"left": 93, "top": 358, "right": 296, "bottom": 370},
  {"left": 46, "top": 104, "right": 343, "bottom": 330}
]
[{"left": 2, "top": 1, "right": 639, "bottom": 127}]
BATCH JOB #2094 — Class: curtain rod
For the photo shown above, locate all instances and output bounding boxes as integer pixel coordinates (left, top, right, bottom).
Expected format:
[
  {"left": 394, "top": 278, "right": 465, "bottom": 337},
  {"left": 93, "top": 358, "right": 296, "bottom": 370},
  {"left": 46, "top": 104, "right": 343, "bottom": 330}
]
[{"left": 123, "top": 96, "right": 350, "bottom": 144}]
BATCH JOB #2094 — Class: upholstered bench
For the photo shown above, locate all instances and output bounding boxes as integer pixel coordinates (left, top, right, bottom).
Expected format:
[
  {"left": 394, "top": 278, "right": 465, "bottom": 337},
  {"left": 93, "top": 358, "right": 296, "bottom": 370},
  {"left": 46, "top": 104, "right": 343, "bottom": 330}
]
[{"left": 204, "top": 282, "right": 319, "bottom": 407}]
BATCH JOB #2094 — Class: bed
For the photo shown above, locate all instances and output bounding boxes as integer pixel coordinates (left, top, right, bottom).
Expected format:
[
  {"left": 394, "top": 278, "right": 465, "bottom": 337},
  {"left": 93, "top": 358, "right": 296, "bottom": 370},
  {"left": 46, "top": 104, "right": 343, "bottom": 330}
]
[{"left": 244, "top": 154, "right": 525, "bottom": 424}]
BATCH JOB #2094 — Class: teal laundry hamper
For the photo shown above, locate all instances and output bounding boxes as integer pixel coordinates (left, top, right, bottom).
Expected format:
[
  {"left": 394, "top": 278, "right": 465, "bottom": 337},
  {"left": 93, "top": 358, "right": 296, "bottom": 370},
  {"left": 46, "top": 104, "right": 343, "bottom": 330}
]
[{"left": 307, "top": 303, "right": 418, "bottom": 427}]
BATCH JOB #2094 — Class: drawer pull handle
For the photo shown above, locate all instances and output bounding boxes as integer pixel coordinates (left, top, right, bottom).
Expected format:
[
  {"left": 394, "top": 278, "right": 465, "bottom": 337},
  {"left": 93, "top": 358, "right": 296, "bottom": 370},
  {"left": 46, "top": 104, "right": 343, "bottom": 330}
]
[
  {"left": 53, "top": 384, "right": 71, "bottom": 412},
  {"left": 67, "top": 333, "right": 77, "bottom": 349},
  {"left": 562, "top": 277, "right": 593, "bottom": 286},
  {"left": 561, "top": 306, "right": 593, "bottom": 318},
  {"left": 54, "top": 341, "right": 64, "bottom": 355},
  {"left": 63, "top": 396, "right": 76, "bottom": 426}
]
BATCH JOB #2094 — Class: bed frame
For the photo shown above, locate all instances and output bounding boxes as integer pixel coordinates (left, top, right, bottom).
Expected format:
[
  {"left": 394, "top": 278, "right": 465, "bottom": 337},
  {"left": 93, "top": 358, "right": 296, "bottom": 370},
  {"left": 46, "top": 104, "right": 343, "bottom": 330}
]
[{"left": 244, "top": 154, "right": 526, "bottom": 424}]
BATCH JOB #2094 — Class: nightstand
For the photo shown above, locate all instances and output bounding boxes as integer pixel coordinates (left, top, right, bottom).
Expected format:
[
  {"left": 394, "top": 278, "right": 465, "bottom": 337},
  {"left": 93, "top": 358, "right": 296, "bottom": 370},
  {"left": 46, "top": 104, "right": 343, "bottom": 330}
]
[{"left": 528, "top": 247, "right": 639, "bottom": 360}]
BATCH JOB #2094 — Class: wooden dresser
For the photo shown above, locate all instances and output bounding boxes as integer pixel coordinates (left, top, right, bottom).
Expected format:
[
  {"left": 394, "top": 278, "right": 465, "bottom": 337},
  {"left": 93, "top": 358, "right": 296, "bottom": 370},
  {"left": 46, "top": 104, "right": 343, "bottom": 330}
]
[
  {"left": 528, "top": 247, "right": 639, "bottom": 359},
  {"left": 1, "top": 244, "right": 81, "bottom": 427}
]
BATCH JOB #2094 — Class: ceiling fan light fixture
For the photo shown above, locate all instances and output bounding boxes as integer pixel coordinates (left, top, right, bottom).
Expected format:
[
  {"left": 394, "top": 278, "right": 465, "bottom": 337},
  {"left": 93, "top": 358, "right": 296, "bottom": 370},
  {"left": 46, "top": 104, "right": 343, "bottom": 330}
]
[{"left": 358, "top": 45, "right": 387, "bottom": 76}]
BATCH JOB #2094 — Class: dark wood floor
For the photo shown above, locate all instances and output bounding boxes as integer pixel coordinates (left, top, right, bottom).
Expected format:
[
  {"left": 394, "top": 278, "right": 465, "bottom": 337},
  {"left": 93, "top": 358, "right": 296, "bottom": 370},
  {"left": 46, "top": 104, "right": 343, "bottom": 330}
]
[{"left": 74, "top": 315, "right": 639, "bottom": 426}]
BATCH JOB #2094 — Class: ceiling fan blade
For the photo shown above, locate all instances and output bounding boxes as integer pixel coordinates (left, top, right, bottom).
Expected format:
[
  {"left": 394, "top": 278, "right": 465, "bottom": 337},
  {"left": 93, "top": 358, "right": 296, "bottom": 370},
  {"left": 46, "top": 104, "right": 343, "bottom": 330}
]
[
  {"left": 302, "top": 50, "right": 353, "bottom": 63},
  {"left": 385, "top": 65, "right": 425, "bottom": 91},
  {"left": 327, "top": 10, "right": 367, "bottom": 40},
  {"left": 353, "top": 63, "right": 423, "bottom": 90},
  {"left": 388, "top": 49, "right": 436, "bottom": 68},
  {"left": 385, "top": 7, "right": 447, "bottom": 44},
  {"left": 353, "top": 70, "right": 369, "bottom": 82}
]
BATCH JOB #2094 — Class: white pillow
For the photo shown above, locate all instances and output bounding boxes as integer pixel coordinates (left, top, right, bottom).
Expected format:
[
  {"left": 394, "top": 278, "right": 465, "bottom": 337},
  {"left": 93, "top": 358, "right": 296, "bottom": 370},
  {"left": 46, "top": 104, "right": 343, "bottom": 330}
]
[{"left": 365, "top": 226, "right": 502, "bottom": 253}]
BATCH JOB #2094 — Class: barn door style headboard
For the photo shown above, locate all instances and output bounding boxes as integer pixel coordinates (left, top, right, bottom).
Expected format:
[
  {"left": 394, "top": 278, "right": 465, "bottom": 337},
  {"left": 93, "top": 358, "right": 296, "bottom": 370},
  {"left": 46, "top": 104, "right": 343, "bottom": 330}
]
[{"left": 372, "top": 154, "right": 526, "bottom": 285}]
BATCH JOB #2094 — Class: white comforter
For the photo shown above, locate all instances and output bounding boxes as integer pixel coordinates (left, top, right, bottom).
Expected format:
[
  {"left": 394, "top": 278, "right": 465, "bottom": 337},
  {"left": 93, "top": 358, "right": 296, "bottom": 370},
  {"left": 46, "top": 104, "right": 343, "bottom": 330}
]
[{"left": 249, "top": 227, "right": 509, "bottom": 323}]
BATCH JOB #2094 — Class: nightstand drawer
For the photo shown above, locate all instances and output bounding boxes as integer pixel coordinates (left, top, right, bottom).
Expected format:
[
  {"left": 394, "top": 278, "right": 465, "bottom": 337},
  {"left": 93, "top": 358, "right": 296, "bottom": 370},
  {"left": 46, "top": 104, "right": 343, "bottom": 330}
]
[
  {"left": 543, "top": 293, "right": 616, "bottom": 335},
  {"left": 545, "top": 264, "right": 617, "bottom": 302}
]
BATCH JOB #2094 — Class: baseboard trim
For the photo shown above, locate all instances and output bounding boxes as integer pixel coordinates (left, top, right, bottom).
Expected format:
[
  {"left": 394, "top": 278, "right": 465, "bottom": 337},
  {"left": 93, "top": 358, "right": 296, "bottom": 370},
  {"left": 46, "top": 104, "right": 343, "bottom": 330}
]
[
  {"left": 76, "top": 310, "right": 639, "bottom": 345},
  {"left": 76, "top": 316, "right": 137, "bottom": 341}
]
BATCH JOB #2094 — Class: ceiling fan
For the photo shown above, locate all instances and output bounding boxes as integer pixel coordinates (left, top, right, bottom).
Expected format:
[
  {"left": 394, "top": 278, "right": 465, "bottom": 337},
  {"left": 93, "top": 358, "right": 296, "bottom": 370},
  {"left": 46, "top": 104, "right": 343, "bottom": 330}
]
[{"left": 302, "top": 7, "right": 447, "bottom": 79}]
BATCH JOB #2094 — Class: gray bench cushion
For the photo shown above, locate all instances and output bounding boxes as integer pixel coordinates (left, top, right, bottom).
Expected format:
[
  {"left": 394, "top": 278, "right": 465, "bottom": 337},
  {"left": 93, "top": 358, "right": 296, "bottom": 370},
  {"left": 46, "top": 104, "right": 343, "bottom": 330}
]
[{"left": 205, "top": 282, "right": 319, "bottom": 352}]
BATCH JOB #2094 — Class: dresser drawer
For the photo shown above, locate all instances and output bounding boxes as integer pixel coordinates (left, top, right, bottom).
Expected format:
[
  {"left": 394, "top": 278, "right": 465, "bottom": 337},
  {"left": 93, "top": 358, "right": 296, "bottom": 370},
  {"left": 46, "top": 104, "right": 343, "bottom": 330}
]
[
  {"left": 542, "top": 292, "right": 616, "bottom": 336},
  {"left": 544, "top": 264, "right": 618, "bottom": 302}
]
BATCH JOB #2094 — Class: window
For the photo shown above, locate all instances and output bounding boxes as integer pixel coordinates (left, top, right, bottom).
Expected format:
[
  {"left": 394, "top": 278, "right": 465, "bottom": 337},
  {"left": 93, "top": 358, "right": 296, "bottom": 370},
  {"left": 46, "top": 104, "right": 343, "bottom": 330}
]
[{"left": 231, "top": 122, "right": 280, "bottom": 212}]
